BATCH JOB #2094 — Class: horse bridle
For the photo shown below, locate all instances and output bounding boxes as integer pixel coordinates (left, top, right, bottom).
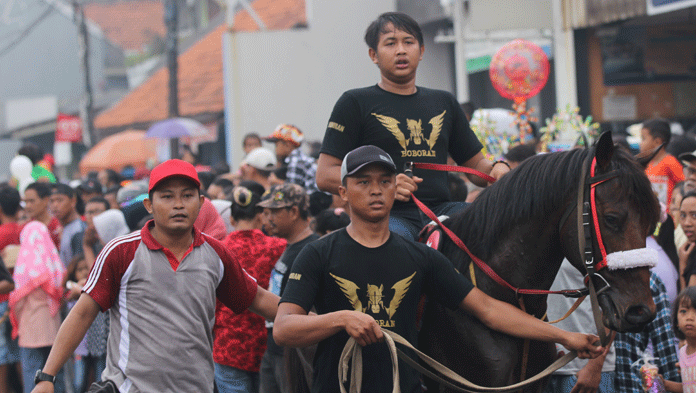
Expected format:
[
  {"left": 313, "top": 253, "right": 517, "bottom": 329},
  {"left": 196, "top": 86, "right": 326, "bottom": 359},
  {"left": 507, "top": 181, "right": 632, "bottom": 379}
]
[{"left": 573, "top": 153, "right": 617, "bottom": 346}]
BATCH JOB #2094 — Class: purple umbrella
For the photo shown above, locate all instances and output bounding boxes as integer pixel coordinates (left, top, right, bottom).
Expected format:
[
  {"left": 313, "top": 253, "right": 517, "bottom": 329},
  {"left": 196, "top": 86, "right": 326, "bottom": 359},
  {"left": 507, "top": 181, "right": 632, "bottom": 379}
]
[{"left": 146, "top": 118, "right": 209, "bottom": 138}]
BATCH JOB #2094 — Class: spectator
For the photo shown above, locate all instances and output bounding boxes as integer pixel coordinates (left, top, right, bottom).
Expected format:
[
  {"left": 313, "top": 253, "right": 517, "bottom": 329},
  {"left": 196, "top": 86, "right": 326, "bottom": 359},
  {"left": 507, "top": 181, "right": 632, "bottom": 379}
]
[
  {"left": 243, "top": 133, "right": 263, "bottom": 155},
  {"left": 207, "top": 178, "right": 234, "bottom": 200},
  {"left": 0, "top": 187, "right": 20, "bottom": 393},
  {"left": 194, "top": 198, "right": 228, "bottom": 241},
  {"left": 214, "top": 183, "right": 286, "bottom": 393},
  {"left": 504, "top": 144, "right": 537, "bottom": 170},
  {"left": 544, "top": 259, "right": 616, "bottom": 393},
  {"left": 265, "top": 124, "right": 319, "bottom": 194},
  {"left": 642, "top": 118, "right": 684, "bottom": 209},
  {"left": 18, "top": 144, "right": 56, "bottom": 183},
  {"left": 10, "top": 221, "right": 67, "bottom": 392},
  {"left": 313, "top": 208, "right": 350, "bottom": 236},
  {"left": 63, "top": 254, "right": 95, "bottom": 393},
  {"left": 24, "top": 183, "right": 61, "bottom": 249},
  {"left": 30, "top": 159, "right": 280, "bottom": 393},
  {"left": 103, "top": 186, "right": 121, "bottom": 210},
  {"left": 668, "top": 287, "right": 696, "bottom": 393},
  {"left": 614, "top": 273, "right": 681, "bottom": 393},
  {"left": 82, "top": 197, "right": 110, "bottom": 269},
  {"left": 257, "top": 183, "right": 319, "bottom": 393},
  {"left": 49, "top": 184, "right": 85, "bottom": 267},
  {"left": 97, "top": 170, "right": 121, "bottom": 191},
  {"left": 241, "top": 148, "right": 277, "bottom": 190},
  {"left": 77, "top": 179, "right": 103, "bottom": 206},
  {"left": 269, "top": 166, "right": 287, "bottom": 188}
]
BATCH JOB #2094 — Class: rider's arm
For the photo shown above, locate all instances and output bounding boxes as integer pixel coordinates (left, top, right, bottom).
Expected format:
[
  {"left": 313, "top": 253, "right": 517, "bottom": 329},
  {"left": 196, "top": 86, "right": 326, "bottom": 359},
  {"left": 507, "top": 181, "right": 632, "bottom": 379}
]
[
  {"left": 247, "top": 286, "right": 280, "bottom": 322},
  {"left": 32, "top": 294, "right": 100, "bottom": 393},
  {"left": 461, "top": 152, "right": 510, "bottom": 187},
  {"left": 316, "top": 153, "right": 342, "bottom": 195},
  {"left": 273, "top": 302, "right": 383, "bottom": 348},
  {"left": 460, "top": 288, "right": 603, "bottom": 359}
]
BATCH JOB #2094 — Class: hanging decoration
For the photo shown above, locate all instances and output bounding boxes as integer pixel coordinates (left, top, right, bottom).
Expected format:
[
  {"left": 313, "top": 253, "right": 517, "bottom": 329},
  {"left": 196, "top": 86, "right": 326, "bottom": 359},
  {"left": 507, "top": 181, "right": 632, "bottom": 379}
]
[
  {"left": 540, "top": 104, "right": 600, "bottom": 152},
  {"left": 489, "top": 39, "right": 550, "bottom": 141}
]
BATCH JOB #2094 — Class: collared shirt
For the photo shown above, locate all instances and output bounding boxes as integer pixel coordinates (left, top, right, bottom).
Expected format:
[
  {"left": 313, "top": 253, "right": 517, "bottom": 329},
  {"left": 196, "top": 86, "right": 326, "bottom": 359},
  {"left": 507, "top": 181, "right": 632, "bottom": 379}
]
[
  {"left": 285, "top": 148, "right": 319, "bottom": 194},
  {"left": 84, "top": 221, "right": 258, "bottom": 393},
  {"left": 614, "top": 273, "right": 681, "bottom": 393}
]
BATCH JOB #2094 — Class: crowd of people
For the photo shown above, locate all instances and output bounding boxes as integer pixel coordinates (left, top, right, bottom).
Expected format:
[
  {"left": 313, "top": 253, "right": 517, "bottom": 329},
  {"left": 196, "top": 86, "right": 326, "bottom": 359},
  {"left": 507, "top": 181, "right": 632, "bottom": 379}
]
[{"left": 0, "top": 9, "right": 693, "bottom": 393}]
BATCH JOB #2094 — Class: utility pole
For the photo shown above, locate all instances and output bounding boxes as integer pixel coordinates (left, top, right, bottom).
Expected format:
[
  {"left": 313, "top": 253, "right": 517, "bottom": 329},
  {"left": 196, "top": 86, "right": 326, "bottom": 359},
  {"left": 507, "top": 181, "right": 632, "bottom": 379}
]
[
  {"left": 164, "top": 0, "right": 179, "bottom": 159},
  {"left": 73, "top": 0, "right": 94, "bottom": 148}
]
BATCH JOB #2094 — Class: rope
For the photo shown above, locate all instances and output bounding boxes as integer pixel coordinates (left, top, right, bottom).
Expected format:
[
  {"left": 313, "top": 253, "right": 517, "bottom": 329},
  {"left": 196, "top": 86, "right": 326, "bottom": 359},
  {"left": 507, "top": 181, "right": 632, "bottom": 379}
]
[{"left": 338, "top": 328, "right": 577, "bottom": 393}]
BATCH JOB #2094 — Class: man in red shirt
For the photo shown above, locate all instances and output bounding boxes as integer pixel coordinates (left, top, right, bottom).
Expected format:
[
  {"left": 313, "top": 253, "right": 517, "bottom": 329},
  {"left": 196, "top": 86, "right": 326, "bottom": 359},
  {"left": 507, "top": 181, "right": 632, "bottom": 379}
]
[{"left": 23, "top": 183, "right": 61, "bottom": 249}]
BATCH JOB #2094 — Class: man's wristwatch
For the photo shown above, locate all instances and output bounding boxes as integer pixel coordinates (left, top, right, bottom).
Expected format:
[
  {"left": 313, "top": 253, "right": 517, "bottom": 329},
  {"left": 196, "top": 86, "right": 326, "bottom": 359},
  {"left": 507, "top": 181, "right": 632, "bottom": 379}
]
[{"left": 34, "top": 370, "right": 56, "bottom": 385}]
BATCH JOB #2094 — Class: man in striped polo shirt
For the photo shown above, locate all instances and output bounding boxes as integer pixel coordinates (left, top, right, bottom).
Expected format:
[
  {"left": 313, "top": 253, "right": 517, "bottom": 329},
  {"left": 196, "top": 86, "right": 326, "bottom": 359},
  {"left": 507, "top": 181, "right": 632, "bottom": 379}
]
[{"left": 32, "top": 159, "right": 281, "bottom": 393}]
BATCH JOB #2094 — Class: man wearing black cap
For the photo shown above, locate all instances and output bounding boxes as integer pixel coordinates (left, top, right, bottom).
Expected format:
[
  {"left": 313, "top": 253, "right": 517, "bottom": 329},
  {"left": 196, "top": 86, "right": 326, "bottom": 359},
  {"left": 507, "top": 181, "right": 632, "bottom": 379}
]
[
  {"left": 274, "top": 146, "right": 604, "bottom": 393},
  {"left": 31, "top": 159, "right": 281, "bottom": 393}
]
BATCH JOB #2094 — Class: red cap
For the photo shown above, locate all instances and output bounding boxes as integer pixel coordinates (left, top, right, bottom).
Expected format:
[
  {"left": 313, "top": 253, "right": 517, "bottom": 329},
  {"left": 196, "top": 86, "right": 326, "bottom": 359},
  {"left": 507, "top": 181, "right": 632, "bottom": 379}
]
[{"left": 148, "top": 159, "right": 201, "bottom": 193}]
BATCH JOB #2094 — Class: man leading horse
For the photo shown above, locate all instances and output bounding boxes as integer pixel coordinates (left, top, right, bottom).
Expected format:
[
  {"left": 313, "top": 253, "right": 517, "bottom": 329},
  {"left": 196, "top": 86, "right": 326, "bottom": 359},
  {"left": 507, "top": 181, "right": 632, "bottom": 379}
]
[{"left": 273, "top": 145, "right": 604, "bottom": 393}]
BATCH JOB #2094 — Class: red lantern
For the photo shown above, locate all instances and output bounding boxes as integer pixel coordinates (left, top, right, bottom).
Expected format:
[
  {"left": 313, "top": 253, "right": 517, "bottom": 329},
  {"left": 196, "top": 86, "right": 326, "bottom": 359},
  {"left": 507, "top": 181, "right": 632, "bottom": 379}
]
[
  {"left": 489, "top": 39, "right": 550, "bottom": 104},
  {"left": 489, "top": 39, "right": 549, "bottom": 141}
]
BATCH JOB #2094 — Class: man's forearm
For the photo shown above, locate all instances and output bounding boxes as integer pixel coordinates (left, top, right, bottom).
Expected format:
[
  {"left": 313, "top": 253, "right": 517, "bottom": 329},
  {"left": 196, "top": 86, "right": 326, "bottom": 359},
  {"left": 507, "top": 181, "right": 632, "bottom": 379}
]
[
  {"left": 274, "top": 310, "right": 349, "bottom": 347},
  {"left": 248, "top": 287, "right": 280, "bottom": 322},
  {"left": 42, "top": 294, "right": 100, "bottom": 376}
]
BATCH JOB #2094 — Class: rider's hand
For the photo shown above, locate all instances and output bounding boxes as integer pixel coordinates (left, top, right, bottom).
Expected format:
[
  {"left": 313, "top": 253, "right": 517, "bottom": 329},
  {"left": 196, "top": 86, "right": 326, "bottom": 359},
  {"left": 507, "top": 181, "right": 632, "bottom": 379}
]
[
  {"left": 343, "top": 311, "right": 384, "bottom": 347},
  {"left": 31, "top": 381, "right": 54, "bottom": 393},
  {"left": 489, "top": 161, "right": 510, "bottom": 184},
  {"left": 563, "top": 333, "right": 603, "bottom": 359},
  {"left": 395, "top": 173, "right": 423, "bottom": 202}
]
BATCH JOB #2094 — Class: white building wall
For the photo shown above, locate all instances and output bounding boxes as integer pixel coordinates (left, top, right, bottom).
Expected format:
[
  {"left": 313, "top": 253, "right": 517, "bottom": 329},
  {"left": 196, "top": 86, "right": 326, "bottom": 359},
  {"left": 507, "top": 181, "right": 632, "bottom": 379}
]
[{"left": 225, "top": 0, "right": 400, "bottom": 166}]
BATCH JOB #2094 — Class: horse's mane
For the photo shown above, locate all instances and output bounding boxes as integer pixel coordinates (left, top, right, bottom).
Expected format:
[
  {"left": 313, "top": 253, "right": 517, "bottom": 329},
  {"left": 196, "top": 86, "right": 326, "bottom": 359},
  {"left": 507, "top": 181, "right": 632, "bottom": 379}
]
[{"left": 442, "top": 146, "right": 660, "bottom": 262}]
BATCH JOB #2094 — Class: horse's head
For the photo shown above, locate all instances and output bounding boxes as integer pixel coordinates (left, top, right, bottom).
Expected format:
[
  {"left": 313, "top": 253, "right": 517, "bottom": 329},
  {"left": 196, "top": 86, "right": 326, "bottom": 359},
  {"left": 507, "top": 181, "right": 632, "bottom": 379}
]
[{"left": 563, "top": 132, "right": 660, "bottom": 333}]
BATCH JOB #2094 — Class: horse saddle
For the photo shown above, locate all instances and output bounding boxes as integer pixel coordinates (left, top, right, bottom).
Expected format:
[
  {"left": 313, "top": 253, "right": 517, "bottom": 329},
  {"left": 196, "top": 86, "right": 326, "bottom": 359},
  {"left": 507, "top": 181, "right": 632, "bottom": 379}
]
[{"left": 417, "top": 215, "right": 449, "bottom": 252}]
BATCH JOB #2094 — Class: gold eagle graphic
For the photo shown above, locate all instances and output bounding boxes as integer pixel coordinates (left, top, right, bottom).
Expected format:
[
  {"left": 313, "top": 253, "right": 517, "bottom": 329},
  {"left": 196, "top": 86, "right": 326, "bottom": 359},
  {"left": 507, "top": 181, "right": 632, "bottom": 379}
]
[
  {"left": 371, "top": 111, "right": 446, "bottom": 152},
  {"left": 330, "top": 272, "right": 416, "bottom": 319}
]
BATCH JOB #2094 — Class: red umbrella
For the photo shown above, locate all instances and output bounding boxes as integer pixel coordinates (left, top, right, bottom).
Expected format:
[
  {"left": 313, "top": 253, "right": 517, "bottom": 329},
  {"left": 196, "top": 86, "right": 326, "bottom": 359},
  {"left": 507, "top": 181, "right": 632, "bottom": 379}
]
[{"left": 79, "top": 130, "right": 158, "bottom": 176}]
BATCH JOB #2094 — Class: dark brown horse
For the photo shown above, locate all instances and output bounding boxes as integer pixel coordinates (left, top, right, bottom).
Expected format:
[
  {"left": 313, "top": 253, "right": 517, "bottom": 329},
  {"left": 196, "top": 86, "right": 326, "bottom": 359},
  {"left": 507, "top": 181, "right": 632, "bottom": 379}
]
[{"left": 419, "top": 132, "right": 660, "bottom": 392}]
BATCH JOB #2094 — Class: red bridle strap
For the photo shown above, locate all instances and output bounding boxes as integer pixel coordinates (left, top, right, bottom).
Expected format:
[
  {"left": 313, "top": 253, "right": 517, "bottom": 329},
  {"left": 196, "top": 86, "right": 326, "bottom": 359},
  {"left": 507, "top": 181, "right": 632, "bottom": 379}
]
[
  {"left": 411, "top": 194, "right": 580, "bottom": 296},
  {"left": 411, "top": 162, "right": 496, "bottom": 183},
  {"left": 589, "top": 158, "right": 611, "bottom": 270}
]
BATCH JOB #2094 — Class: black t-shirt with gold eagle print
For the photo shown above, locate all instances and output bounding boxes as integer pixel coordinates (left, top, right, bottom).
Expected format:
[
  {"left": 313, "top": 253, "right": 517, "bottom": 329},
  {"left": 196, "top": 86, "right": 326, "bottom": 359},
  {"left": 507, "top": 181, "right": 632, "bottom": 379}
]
[
  {"left": 322, "top": 84, "right": 482, "bottom": 207},
  {"left": 280, "top": 228, "right": 473, "bottom": 393}
]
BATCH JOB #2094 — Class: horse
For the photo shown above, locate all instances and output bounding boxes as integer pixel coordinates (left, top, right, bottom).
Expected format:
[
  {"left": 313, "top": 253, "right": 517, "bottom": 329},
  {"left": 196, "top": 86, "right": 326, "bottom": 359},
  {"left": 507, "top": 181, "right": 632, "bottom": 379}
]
[{"left": 418, "top": 132, "right": 661, "bottom": 392}]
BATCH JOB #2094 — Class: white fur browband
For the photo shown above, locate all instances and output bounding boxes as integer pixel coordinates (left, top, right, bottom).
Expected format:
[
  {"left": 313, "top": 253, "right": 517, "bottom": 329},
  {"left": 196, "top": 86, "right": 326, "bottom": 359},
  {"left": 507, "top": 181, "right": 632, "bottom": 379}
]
[{"left": 605, "top": 248, "right": 658, "bottom": 270}]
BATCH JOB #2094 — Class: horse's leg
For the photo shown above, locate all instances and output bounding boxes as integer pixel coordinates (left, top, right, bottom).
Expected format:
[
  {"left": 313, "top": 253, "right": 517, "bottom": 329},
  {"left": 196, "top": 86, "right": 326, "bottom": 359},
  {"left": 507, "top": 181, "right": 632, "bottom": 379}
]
[{"left": 419, "top": 302, "right": 521, "bottom": 392}]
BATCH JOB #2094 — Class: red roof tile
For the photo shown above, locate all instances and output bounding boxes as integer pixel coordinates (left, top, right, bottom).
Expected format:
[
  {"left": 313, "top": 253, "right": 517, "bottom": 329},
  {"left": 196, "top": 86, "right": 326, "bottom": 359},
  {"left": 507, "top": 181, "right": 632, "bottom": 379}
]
[
  {"left": 84, "top": 1, "right": 165, "bottom": 52},
  {"left": 94, "top": 0, "right": 306, "bottom": 131},
  {"left": 232, "top": 0, "right": 306, "bottom": 32},
  {"left": 95, "top": 24, "right": 225, "bottom": 130}
]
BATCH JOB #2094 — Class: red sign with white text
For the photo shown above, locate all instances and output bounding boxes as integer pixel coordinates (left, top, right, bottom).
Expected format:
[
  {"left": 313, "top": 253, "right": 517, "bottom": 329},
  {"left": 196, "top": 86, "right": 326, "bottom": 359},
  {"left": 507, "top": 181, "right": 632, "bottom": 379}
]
[{"left": 56, "top": 114, "right": 82, "bottom": 142}]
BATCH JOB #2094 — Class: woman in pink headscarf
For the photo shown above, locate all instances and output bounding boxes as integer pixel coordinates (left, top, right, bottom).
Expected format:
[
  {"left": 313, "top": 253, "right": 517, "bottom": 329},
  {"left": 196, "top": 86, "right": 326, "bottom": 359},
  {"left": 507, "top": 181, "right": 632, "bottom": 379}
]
[{"left": 9, "top": 221, "right": 66, "bottom": 392}]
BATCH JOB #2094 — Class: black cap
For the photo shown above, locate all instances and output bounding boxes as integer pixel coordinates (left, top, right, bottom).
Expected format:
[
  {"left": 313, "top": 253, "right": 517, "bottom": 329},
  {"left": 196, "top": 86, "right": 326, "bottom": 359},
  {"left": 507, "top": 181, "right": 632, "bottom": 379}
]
[
  {"left": 79, "top": 179, "right": 102, "bottom": 194},
  {"left": 340, "top": 145, "right": 397, "bottom": 181}
]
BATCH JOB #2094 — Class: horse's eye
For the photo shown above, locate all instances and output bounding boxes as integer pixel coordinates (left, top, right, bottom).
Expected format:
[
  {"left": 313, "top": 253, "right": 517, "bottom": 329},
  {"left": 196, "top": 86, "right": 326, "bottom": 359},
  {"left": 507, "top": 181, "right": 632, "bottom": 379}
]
[{"left": 604, "top": 215, "right": 620, "bottom": 231}]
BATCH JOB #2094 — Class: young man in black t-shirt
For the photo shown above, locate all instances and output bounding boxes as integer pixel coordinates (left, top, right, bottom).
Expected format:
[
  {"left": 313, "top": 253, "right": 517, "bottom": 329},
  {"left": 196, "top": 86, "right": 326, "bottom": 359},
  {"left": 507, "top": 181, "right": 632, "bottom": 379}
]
[
  {"left": 316, "top": 12, "right": 510, "bottom": 240},
  {"left": 257, "top": 183, "right": 320, "bottom": 393},
  {"left": 274, "top": 145, "right": 604, "bottom": 393}
]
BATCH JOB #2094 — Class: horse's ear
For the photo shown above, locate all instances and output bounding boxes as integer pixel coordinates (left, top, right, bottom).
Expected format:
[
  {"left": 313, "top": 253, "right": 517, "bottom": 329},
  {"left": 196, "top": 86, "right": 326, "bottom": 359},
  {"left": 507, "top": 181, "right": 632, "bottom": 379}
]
[
  {"left": 635, "top": 143, "right": 665, "bottom": 169},
  {"left": 595, "top": 131, "right": 614, "bottom": 170}
]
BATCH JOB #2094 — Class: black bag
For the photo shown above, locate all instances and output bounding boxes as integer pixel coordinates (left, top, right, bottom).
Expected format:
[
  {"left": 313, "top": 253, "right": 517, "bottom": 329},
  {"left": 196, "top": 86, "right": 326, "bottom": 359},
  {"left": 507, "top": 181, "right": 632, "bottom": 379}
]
[{"left": 86, "top": 380, "right": 119, "bottom": 393}]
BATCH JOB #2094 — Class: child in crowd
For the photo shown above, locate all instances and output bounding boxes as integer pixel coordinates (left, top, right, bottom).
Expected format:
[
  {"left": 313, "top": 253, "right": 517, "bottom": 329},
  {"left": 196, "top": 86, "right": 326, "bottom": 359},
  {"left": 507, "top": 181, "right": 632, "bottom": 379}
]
[
  {"left": 641, "top": 118, "right": 685, "bottom": 211},
  {"left": 666, "top": 287, "right": 696, "bottom": 392}
]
